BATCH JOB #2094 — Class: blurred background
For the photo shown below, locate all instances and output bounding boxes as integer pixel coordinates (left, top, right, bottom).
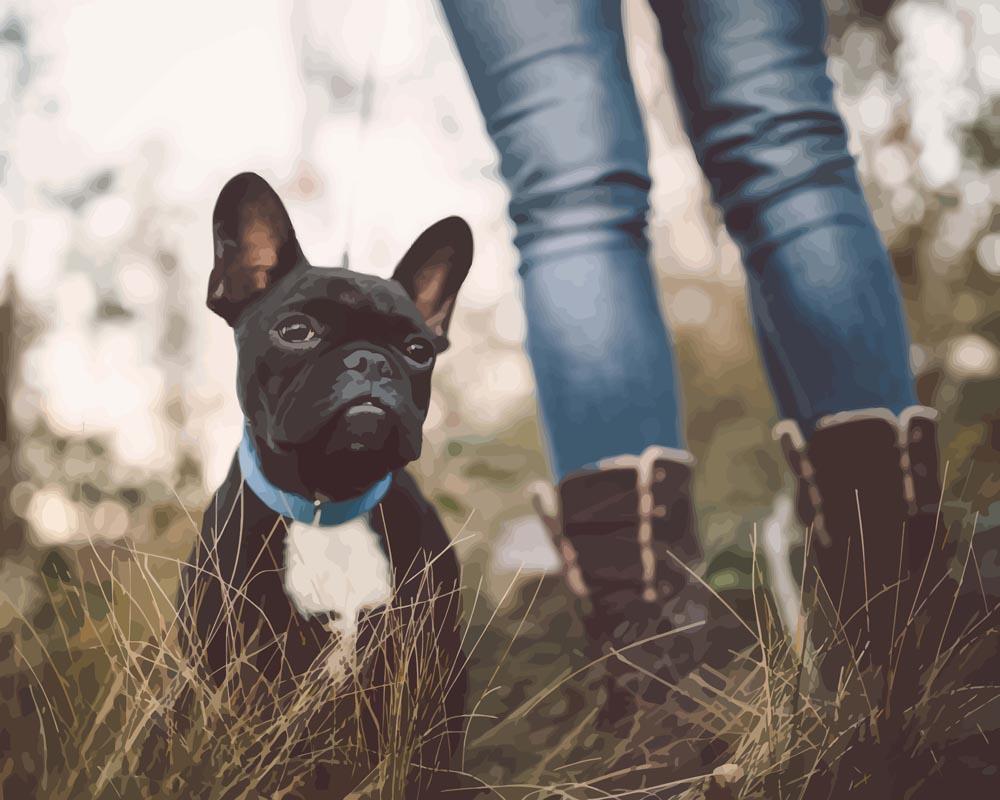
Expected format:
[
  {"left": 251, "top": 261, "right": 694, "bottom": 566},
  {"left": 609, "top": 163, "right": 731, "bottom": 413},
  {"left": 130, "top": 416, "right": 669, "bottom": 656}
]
[{"left": 1, "top": 0, "right": 999, "bottom": 646}]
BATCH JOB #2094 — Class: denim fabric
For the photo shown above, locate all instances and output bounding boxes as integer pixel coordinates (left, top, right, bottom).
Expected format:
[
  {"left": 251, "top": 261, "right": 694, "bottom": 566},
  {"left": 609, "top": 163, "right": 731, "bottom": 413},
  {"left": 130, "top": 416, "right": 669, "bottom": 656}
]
[{"left": 441, "top": 0, "right": 918, "bottom": 480}]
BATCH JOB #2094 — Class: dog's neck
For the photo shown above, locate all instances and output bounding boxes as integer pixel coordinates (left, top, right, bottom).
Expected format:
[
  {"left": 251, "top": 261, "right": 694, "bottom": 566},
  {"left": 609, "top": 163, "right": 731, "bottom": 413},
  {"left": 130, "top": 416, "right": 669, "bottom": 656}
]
[{"left": 237, "top": 428, "right": 392, "bottom": 526}]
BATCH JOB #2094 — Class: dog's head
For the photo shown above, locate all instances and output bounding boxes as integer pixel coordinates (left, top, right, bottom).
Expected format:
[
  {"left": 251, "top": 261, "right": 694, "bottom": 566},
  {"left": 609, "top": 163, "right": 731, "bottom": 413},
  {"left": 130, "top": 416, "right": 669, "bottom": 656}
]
[{"left": 207, "top": 172, "right": 472, "bottom": 501}]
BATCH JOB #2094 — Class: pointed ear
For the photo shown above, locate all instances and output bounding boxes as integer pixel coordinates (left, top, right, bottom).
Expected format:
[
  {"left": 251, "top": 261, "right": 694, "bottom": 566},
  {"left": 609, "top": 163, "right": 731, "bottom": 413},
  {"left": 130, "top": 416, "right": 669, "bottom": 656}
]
[
  {"left": 207, "top": 172, "right": 304, "bottom": 325},
  {"left": 391, "top": 216, "right": 473, "bottom": 347}
]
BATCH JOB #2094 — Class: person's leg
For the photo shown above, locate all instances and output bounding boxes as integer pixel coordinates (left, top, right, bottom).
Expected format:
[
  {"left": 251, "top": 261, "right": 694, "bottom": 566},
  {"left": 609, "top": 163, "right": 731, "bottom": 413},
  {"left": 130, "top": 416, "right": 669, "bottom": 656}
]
[
  {"left": 440, "top": 0, "right": 683, "bottom": 481},
  {"left": 440, "top": 1, "right": 749, "bottom": 731},
  {"left": 651, "top": 0, "right": 918, "bottom": 431},
  {"left": 653, "top": 0, "right": 949, "bottom": 695}
]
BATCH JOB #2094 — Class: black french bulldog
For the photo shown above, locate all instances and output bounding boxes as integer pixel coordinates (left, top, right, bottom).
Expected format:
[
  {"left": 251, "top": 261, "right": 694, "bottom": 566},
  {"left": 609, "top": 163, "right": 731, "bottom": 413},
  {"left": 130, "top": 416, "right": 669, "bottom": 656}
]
[{"left": 178, "top": 172, "right": 471, "bottom": 795}]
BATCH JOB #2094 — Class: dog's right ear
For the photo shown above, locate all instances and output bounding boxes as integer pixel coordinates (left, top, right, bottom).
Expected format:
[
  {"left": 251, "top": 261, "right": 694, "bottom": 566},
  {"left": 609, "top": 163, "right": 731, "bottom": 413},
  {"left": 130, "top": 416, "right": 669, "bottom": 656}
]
[{"left": 207, "top": 172, "right": 304, "bottom": 325}]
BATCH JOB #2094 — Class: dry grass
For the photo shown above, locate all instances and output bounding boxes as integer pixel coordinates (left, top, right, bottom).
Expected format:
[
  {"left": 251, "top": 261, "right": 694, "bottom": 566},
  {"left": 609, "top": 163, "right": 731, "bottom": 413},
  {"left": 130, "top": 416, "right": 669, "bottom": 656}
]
[
  {"left": 1, "top": 501, "right": 998, "bottom": 799},
  {"left": 661, "top": 509, "right": 1000, "bottom": 800},
  {"left": 1, "top": 531, "right": 466, "bottom": 799}
]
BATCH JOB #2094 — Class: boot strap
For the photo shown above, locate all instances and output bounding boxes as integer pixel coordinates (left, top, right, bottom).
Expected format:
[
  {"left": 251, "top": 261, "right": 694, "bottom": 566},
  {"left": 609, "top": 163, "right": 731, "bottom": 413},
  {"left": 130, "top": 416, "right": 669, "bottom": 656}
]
[
  {"left": 774, "top": 406, "right": 942, "bottom": 550},
  {"left": 774, "top": 419, "right": 831, "bottom": 549},
  {"left": 530, "top": 481, "right": 589, "bottom": 599},
  {"left": 542, "top": 446, "right": 698, "bottom": 604}
]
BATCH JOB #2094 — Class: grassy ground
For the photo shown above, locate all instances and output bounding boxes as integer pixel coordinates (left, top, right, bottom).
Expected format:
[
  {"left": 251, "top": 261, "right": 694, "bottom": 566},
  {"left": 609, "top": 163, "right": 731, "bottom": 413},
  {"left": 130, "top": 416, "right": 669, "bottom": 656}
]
[{"left": 1, "top": 488, "right": 998, "bottom": 799}]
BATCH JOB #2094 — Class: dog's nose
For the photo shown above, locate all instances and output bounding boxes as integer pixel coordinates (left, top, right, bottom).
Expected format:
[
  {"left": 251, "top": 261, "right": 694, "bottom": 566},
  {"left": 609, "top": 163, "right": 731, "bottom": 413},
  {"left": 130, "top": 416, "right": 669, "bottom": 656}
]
[{"left": 343, "top": 349, "right": 394, "bottom": 379}]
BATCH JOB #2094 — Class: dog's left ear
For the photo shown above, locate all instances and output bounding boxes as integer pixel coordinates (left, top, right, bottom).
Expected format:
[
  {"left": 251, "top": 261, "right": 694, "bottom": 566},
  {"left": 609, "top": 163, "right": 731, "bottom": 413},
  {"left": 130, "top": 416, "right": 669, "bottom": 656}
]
[
  {"left": 207, "top": 172, "right": 305, "bottom": 325},
  {"left": 391, "top": 216, "right": 473, "bottom": 350}
]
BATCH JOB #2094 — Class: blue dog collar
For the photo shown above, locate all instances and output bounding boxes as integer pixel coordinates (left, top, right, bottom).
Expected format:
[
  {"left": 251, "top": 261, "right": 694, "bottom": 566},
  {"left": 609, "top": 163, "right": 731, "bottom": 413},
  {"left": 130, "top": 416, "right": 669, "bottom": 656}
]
[{"left": 237, "top": 428, "right": 392, "bottom": 526}]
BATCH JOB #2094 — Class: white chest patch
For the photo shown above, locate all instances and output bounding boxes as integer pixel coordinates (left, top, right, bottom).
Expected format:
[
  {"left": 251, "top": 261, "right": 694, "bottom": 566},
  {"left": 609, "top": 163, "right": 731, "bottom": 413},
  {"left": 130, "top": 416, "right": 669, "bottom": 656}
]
[{"left": 282, "top": 512, "right": 393, "bottom": 636}]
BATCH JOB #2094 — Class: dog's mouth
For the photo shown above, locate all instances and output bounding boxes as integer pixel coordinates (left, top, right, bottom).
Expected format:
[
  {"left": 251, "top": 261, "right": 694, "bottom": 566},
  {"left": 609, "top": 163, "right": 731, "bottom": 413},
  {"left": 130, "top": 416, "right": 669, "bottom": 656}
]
[
  {"left": 329, "top": 395, "right": 398, "bottom": 454},
  {"left": 270, "top": 399, "right": 391, "bottom": 454},
  {"left": 341, "top": 398, "right": 388, "bottom": 420}
]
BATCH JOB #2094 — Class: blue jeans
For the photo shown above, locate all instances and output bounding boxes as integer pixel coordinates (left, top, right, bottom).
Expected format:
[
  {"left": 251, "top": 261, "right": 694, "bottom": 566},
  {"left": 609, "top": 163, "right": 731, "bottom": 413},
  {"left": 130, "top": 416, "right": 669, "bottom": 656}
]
[{"left": 441, "top": 0, "right": 918, "bottom": 480}]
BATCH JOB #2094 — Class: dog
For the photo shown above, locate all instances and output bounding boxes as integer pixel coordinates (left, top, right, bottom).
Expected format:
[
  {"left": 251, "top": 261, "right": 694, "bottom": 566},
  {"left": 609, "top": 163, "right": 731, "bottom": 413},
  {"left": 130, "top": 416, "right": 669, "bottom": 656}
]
[{"left": 178, "top": 172, "right": 471, "bottom": 795}]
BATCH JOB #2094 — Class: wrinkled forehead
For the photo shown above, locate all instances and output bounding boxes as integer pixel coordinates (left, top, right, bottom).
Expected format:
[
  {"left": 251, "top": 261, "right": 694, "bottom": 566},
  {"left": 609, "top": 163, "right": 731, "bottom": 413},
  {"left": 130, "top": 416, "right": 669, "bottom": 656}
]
[
  {"left": 295, "top": 268, "right": 406, "bottom": 310},
  {"left": 242, "top": 266, "right": 423, "bottom": 327}
]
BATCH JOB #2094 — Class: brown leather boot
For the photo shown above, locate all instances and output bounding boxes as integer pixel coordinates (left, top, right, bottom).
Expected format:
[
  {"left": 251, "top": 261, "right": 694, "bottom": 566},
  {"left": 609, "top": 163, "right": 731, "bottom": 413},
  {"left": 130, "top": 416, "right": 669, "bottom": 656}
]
[
  {"left": 775, "top": 407, "right": 954, "bottom": 699},
  {"left": 537, "top": 446, "right": 749, "bottom": 731}
]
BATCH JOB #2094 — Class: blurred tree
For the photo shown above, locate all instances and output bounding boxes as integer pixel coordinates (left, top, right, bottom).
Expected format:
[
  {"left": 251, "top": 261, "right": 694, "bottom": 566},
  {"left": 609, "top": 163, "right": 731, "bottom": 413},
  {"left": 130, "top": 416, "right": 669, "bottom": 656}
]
[
  {"left": 1, "top": 11, "right": 30, "bottom": 561},
  {"left": 1, "top": 3, "right": 201, "bottom": 595},
  {"left": 0, "top": 279, "right": 25, "bottom": 558}
]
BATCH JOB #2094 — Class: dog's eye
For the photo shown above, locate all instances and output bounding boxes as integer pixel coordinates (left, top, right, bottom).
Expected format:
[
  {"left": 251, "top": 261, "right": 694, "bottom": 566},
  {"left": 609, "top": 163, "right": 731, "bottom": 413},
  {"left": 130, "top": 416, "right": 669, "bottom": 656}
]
[
  {"left": 404, "top": 337, "right": 434, "bottom": 364},
  {"left": 276, "top": 319, "right": 316, "bottom": 343}
]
